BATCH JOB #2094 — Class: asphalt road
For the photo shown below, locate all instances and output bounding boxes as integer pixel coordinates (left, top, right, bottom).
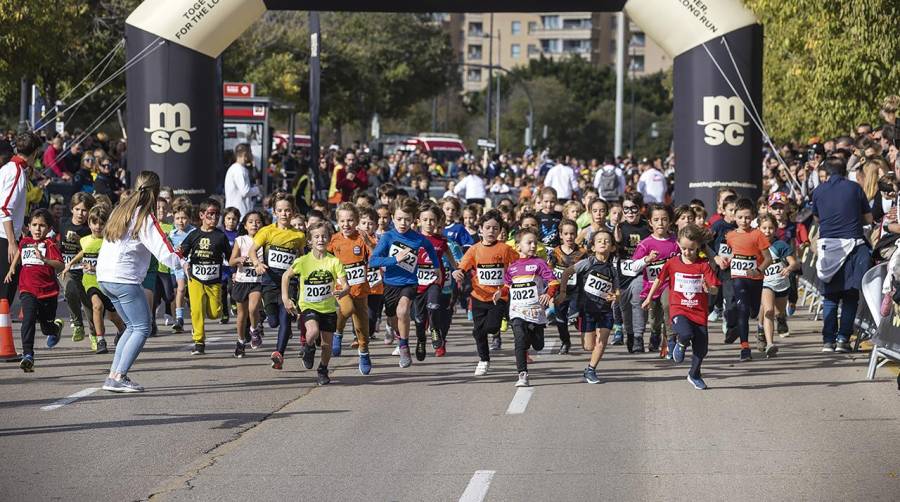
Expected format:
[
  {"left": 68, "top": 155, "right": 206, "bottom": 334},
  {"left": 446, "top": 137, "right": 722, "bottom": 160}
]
[{"left": 1, "top": 310, "right": 897, "bottom": 501}]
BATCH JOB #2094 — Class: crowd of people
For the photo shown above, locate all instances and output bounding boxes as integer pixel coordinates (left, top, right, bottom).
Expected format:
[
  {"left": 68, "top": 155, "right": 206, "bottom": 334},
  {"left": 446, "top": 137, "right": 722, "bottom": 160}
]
[{"left": 2, "top": 94, "right": 898, "bottom": 393}]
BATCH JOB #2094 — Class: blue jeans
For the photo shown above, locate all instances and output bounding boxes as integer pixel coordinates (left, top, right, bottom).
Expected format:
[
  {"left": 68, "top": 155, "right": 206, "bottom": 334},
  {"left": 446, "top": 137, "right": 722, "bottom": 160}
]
[
  {"left": 822, "top": 289, "right": 859, "bottom": 344},
  {"left": 100, "top": 281, "right": 151, "bottom": 375}
]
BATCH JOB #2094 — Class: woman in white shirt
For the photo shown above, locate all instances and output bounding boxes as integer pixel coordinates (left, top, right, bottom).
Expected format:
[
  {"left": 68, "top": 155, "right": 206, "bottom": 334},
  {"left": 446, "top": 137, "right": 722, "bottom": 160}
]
[
  {"left": 98, "top": 171, "right": 185, "bottom": 393},
  {"left": 453, "top": 166, "right": 487, "bottom": 205}
]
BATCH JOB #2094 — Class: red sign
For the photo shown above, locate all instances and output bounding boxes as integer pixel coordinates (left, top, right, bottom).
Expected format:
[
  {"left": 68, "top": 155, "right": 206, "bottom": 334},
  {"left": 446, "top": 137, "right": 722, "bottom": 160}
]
[
  {"left": 223, "top": 82, "right": 255, "bottom": 99},
  {"left": 224, "top": 105, "right": 267, "bottom": 120}
]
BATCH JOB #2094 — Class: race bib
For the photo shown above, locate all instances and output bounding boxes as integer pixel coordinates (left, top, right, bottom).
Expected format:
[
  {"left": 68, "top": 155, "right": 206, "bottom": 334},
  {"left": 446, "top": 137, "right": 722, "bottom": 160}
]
[
  {"left": 83, "top": 256, "right": 98, "bottom": 275},
  {"left": 345, "top": 261, "right": 367, "bottom": 286},
  {"left": 619, "top": 259, "right": 640, "bottom": 277},
  {"left": 417, "top": 264, "right": 438, "bottom": 286},
  {"left": 584, "top": 272, "right": 613, "bottom": 298},
  {"left": 303, "top": 281, "right": 333, "bottom": 303},
  {"left": 235, "top": 265, "right": 259, "bottom": 283},
  {"left": 191, "top": 263, "right": 221, "bottom": 282},
  {"left": 63, "top": 253, "right": 82, "bottom": 270},
  {"left": 673, "top": 272, "right": 703, "bottom": 294},
  {"left": 646, "top": 260, "right": 665, "bottom": 281},
  {"left": 367, "top": 268, "right": 382, "bottom": 287},
  {"left": 554, "top": 266, "right": 576, "bottom": 286},
  {"left": 765, "top": 261, "right": 784, "bottom": 279},
  {"left": 267, "top": 246, "right": 296, "bottom": 271},
  {"left": 509, "top": 281, "right": 539, "bottom": 307},
  {"left": 476, "top": 264, "right": 504, "bottom": 286},
  {"left": 21, "top": 244, "right": 47, "bottom": 266},
  {"left": 730, "top": 254, "right": 757, "bottom": 278},
  {"left": 389, "top": 243, "right": 417, "bottom": 273},
  {"left": 718, "top": 243, "right": 733, "bottom": 258}
]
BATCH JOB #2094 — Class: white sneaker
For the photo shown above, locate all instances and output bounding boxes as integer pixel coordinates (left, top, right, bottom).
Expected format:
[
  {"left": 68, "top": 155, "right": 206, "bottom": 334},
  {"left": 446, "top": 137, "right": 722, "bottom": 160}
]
[
  {"left": 391, "top": 345, "right": 401, "bottom": 356},
  {"left": 474, "top": 360, "right": 489, "bottom": 376},
  {"left": 515, "top": 371, "right": 529, "bottom": 387}
]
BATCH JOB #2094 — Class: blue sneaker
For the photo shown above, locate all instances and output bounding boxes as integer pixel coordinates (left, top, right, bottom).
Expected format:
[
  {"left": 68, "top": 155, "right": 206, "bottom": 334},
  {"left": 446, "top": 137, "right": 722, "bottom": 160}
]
[
  {"left": 673, "top": 342, "right": 686, "bottom": 363},
  {"left": 583, "top": 367, "right": 600, "bottom": 384},
  {"left": 611, "top": 324, "right": 624, "bottom": 345},
  {"left": 331, "top": 334, "right": 343, "bottom": 357},
  {"left": 46, "top": 333, "right": 60, "bottom": 348},
  {"left": 687, "top": 374, "right": 707, "bottom": 390},
  {"left": 358, "top": 351, "right": 372, "bottom": 375},
  {"left": 786, "top": 303, "right": 796, "bottom": 316},
  {"left": 666, "top": 339, "right": 676, "bottom": 360},
  {"left": 19, "top": 354, "right": 34, "bottom": 372}
]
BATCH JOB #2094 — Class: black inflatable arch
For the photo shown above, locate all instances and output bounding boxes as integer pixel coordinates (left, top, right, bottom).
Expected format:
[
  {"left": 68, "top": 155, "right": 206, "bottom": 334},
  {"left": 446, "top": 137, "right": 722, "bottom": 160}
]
[{"left": 125, "top": 0, "right": 762, "bottom": 208}]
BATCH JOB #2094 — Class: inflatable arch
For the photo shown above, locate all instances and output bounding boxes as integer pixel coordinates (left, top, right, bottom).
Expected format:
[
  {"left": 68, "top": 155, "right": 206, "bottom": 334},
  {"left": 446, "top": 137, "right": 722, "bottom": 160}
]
[{"left": 125, "top": 0, "right": 762, "bottom": 208}]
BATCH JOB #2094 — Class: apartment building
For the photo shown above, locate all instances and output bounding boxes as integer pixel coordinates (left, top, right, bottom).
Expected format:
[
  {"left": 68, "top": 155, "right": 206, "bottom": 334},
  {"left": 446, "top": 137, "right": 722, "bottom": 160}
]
[{"left": 455, "top": 12, "right": 670, "bottom": 92}]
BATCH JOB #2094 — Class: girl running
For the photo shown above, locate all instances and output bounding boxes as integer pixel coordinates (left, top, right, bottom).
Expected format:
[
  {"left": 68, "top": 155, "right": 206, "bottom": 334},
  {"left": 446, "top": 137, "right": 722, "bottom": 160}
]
[
  {"left": 168, "top": 201, "right": 195, "bottom": 333},
  {"left": 548, "top": 219, "right": 586, "bottom": 354},
  {"left": 369, "top": 198, "right": 441, "bottom": 368},
  {"left": 283, "top": 221, "right": 350, "bottom": 386},
  {"left": 500, "top": 228, "right": 559, "bottom": 387},
  {"left": 559, "top": 229, "right": 619, "bottom": 384},
  {"left": 642, "top": 224, "right": 720, "bottom": 390},
  {"left": 229, "top": 210, "right": 265, "bottom": 357},
  {"left": 452, "top": 209, "right": 518, "bottom": 376},
  {"left": 220, "top": 206, "right": 241, "bottom": 324},
  {"left": 758, "top": 213, "right": 797, "bottom": 357},
  {"left": 60, "top": 192, "right": 96, "bottom": 346},
  {"left": 414, "top": 202, "right": 457, "bottom": 359},
  {"left": 632, "top": 204, "right": 680, "bottom": 357}
]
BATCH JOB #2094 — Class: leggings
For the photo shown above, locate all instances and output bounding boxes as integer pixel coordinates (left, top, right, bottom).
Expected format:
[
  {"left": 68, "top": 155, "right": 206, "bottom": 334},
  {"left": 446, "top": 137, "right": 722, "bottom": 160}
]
[
  {"left": 727, "top": 278, "right": 762, "bottom": 346},
  {"left": 64, "top": 273, "right": 94, "bottom": 333},
  {"left": 511, "top": 318, "right": 545, "bottom": 373},
  {"left": 471, "top": 298, "right": 507, "bottom": 362},
  {"left": 336, "top": 294, "right": 370, "bottom": 352},
  {"left": 619, "top": 279, "right": 647, "bottom": 340},
  {"left": 672, "top": 315, "right": 708, "bottom": 379},
  {"left": 555, "top": 295, "right": 575, "bottom": 345},
  {"left": 20, "top": 293, "right": 60, "bottom": 357}
]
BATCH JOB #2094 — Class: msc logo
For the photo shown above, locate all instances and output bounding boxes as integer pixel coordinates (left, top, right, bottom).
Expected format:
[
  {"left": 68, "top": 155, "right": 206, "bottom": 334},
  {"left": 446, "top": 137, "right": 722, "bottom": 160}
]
[
  {"left": 145, "top": 103, "right": 196, "bottom": 154},
  {"left": 696, "top": 96, "right": 749, "bottom": 147}
]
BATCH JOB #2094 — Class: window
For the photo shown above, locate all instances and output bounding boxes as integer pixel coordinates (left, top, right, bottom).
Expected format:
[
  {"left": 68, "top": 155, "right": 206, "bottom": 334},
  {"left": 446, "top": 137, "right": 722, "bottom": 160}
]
[
  {"left": 510, "top": 44, "right": 521, "bottom": 58},
  {"left": 541, "top": 15, "right": 560, "bottom": 30},
  {"left": 631, "top": 32, "right": 646, "bottom": 47},
  {"left": 563, "top": 18, "right": 591, "bottom": 30},
  {"left": 630, "top": 55, "right": 645, "bottom": 72},
  {"left": 466, "top": 69, "right": 482, "bottom": 82},
  {"left": 511, "top": 21, "right": 521, "bottom": 35},
  {"left": 467, "top": 44, "right": 483, "bottom": 60},
  {"left": 468, "top": 22, "right": 483, "bottom": 37},
  {"left": 540, "top": 39, "right": 561, "bottom": 53},
  {"left": 527, "top": 21, "right": 538, "bottom": 33},
  {"left": 563, "top": 39, "right": 591, "bottom": 54},
  {"left": 527, "top": 44, "right": 540, "bottom": 56}
]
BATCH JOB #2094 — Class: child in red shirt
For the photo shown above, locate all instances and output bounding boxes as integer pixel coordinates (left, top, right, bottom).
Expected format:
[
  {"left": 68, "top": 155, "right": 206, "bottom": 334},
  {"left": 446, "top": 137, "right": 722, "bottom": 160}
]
[
  {"left": 643, "top": 224, "right": 719, "bottom": 390},
  {"left": 5, "top": 209, "right": 65, "bottom": 372}
]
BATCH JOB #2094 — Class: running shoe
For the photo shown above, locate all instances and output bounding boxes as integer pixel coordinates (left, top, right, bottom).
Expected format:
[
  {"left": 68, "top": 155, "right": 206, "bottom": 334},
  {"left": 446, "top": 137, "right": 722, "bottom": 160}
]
[
  {"left": 765, "top": 343, "right": 779, "bottom": 358},
  {"left": 415, "top": 338, "right": 426, "bottom": 361},
  {"left": 46, "top": 331, "right": 61, "bottom": 349},
  {"left": 102, "top": 375, "right": 144, "bottom": 393},
  {"left": 821, "top": 342, "right": 836, "bottom": 352},
  {"left": 431, "top": 328, "right": 441, "bottom": 349},
  {"left": 118, "top": 375, "right": 145, "bottom": 393},
  {"left": 648, "top": 335, "right": 661, "bottom": 353},
  {"left": 316, "top": 366, "right": 330, "bottom": 386},
  {"left": 96, "top": 338, "right": 108, "bottom": 354},
  {"left": 583, "top": 367, "right": 600, "bottom": 384},
  {"left": 777, "top": 316, "right": 791, "bottom": 338},
  {"left": 611, "top": 324, "right": 623, "bottom": 345},
  {"left": 490, "top": 335, "right": 502, "bottom": 351},
  {"left": 707, "top": 308, "right": 720, "bottom": 323},
  {"left": 332, "top": 334, "right": 343, "bottom": 357},
  {"left": 191, "top": 343, "right": 205, "bottom": 355},
  {"left": 19, "top": 354, "right": 34, "bottom": 373},
  {"left": 72, "top": 324, "right": 85, "bottom": 342},
  {"left": 88, "top": 334, "right": 99, "bottom": 352},
  {"left": 723, "top": 326, "right": 739, "bottom": 345},
  {"left": 435, "top": 345, "right": 446, "bottom": 357},
  {"left": 739, "top": 348, "right": 752, "bottom": 362},
  {"left": 515, "top": 371, "right": 529, "bottom": 387},
  {"left": 398, "top": 344, "right": 412, "bottom": 368},
  {"left": 500, "top": 318, "right": 508, "bottom": 332},
  {"left": 220, "top": 315, "right": 229, "bottom": 325},
  {"left": 172, "top": 318, "right": 184, "bottom": 333},
  {"left": 672, "top": 342, "right": 686, "bottom": 364},
  {"left": 786, "top": 303, "right": 796, "bottom": 317},
  {"left": 835, "top": 340, "right": 851, "bottom": 353},
  {"left": 664, "top": 339, "right": 676, "bottom": 360},
  {"left": 234, "top": 341, "right": 245, "bottom": 358},
  {"left": 358, "top": 351, "right": 372, "bottom": 375},
  {"left": 384, "top": 326, "right": 394, "bottom": 345},
  {"left": 271, "top": 351, "right": 284, "bottom": 370},
  {"left": 250, "top": 329, "right": 262, "bottom": 350},
  {"left": 474, "top": 360, "right": 489, "bottom": 376},
  {"left": 632, "top": 337, "right": 645, "bottom": 354},
  {"left": 557, "top": 342, "right": 570, "bottom": 355},
  {"left": 687, "top": 374, "right": 707, "bottom": 390},
  {"left": 391, "top": 345, "right": 401, "bottom": 356},
  {"left": 302, "top": 344, "right": 316, "bottom": 369}
]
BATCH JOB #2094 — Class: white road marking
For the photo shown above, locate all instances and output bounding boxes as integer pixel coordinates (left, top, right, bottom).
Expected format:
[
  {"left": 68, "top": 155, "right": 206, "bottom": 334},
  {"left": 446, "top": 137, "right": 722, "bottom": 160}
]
[
  {"left": 41, "top": 387, "right": 99, "bottom": 411},
  {"left": 183, "top": 337, "right": 222, "bottom": 350},
  {"left": 505, "top": 387, "right": 535, "bottom": 415},
  {"left": 459, "top": 470, "right": 495, "bottom": 502}
]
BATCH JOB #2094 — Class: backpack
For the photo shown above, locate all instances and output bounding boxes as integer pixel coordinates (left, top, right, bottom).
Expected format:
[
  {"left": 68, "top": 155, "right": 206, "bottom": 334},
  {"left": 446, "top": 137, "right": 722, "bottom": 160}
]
[{"left": 599, "top": 168, "right": 619, "bottom": 200}]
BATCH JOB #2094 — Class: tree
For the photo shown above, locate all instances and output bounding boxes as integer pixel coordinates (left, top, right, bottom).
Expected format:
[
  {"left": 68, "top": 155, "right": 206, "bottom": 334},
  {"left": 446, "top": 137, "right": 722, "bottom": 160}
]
[{"left": 746, "top": 0, "right": 900, "bottom": 140}]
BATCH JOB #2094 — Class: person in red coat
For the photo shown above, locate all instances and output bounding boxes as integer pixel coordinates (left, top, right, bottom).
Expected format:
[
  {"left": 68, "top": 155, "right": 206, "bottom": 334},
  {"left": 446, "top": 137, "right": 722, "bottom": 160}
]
[{"left": 335, "top": 152, "right": 369, "bottom": 202}]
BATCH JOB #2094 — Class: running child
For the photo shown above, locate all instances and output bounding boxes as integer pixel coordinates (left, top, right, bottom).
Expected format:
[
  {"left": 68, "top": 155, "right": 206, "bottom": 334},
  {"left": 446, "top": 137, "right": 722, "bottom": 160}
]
[
  {"left": 328, "top": 202, "right": 373, "bottom": 374},
  {"left": 153, "top": 197, "right": 176, "bottom": 335},
  {"left": 576, "top": 198, "right": 609, "bottom": 247},
  {"left": 642, "top": 223, "right": 719, "bottom": 390},
  {"left": 220, "top": 207, "right": 241, "bottom": 324},
  {"left": 499, "top": 228, "right": 559, "bottom": 387},
  {"left": 414, "top": 202, "right": 457, "bottom": 359},
  {"left": 452, "top": 209, "right": 518, "bottom": 376},
  {"left": 168, "top": 201, "right": 195, "bottom": 333},
  {"left": 59, "top": 192, "right": 96, "bottom": 345},
  {"left": 359, "top": 207, "right": 386, "bottom": 345},
  {"left": 7, "top": 209, "right": 64, "bottom": 372},
  {"left": 613, "top": 192, "right": 651, "bottom": 353},
  {"left": 757, "top": 213, "right": 797, "bottom": 357},
  {"left": 768, "top": 191, "right": 808, "bottom": 329},
  {"left": 283, "top": 221, "right": 349, "bottom": 386},
  {"left": 369, "top": 198, "right": 442, "bottom": 368},
  {"left": 442, "top": 197, "right": 474, "bottom": 249},
  {"left": 709, "top": 194, "right": 738, "bottom": 325},
  {"left": 228, "top": 210, "right": 265, "bottom": 357},
  {"left": 180, "top": 198, "right": 232, "bottom": 355},
  {"left": 537, "top": 186, "right": 563, "bottom": 248},
  {"left": 548, "top": 218, "right": 586, "bottom": 354},
  {"left": 558, "top": 229, "right": 620, "bottom": 384}
]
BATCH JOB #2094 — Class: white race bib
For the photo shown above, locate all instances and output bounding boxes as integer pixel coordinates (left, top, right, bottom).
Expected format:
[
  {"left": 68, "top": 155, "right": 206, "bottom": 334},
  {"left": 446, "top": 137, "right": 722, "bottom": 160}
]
[
  {"left": 554, "top": 266, "right": 576, "bottom": 286},
  {"left": 619, "top": 259, "right": 640, "bottom": 277},
  {"left": 584, "top": 272, "right": 613, "bottom": 298},
  {"left": 718, "top": 243, "right": 733, "bottom": 258},
  {"left": 476, "top": 264, "right": 504, "bottom": 286},
  {"left": 83, "top": 256, "right": 98, "bottom": 275},
  {"left": 303, "top": 282, "right": 333, "bottom": 303},
  {"left": 509, "top": 281, "right": 539, "bottom": 307},
  {"left": 673, "top": 272, "right": 703, "bottom": 294},
  {"left": 345, "top": 262, "right": 367, "bottom": 286},
  {"left": 646, "top": 260, "right": 665, "bottom": 281},
  {"left": 21, "top": 244, "right": 47, "bottom": 266},
  {"left": 235, "top": 265, "right": 260, "bottom": 283},
  {"left": 63, "top": 253, "right": 82, "bottom": 270},
  {"left": 730, "top": 254, "right": 756, "bottom": 278},
  {"left": 267, "top": 247, "right": 296, "bottom": 271},
  {"left": 764, "top": 261, "right": 784, "bottom": 279},
  {"left": 389, "top": 243, "right": 417, "bottom": 273},
  {"left": 191, "top": 263, "right": 221, "bottom": 282},
  {"left": 367, "top": 268, "right": 382, "bottom": 287},
  {"left": 417, "top": 264, "right": 438, "bottom": 286}
]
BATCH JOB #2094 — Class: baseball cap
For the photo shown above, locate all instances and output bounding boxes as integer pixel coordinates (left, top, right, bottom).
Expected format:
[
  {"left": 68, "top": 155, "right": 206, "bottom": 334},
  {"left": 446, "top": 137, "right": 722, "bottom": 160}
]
[{"left": 768, "top": 191, "right": 789, "bottom": 207}]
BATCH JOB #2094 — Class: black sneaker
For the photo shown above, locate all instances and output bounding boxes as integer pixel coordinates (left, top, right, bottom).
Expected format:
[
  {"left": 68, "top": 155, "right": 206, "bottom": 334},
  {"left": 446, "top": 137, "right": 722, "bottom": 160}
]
[
  {"left": 739, "top": 348, "right": 752, "bottom": 361},
  {"left": 723, "top": 325, "right": 739, "bottom": 344},
  {"left": 191, "top": 343, "right": 205, "bottom": 355},
  {"left": 835, "top": 340, "right": 851, "bottom": 353},
  {"left": 490, "top": 335, "right": 502, "bottom": 351},
  {"left": 95, "top": 338, "right": 109, "bottom": 354},
  {"left": 776, "top": 316, "right": 790, "bottom": 337},
  {"left": 316, "top": 366, "right": 330, "bottom": 386},
  {"left": 234, "top": 341, "right": 245, "bottom": 358},
  {"left": 430, "top": 328, "right": 441, "bottom": 349},
  {"left": 172, "top": 318, "right": 184, "bottom": 333},
  {"left": 633, "top": 337, "right": 645, "bottom": 354},
  {"left": 648, "top": 335, "right": 661, "bottom": 353},
  {"left": 220, "top": 315, "right": 229, "bottom": 325},
  {"left": 415, "top": 338, "right": 426, "bottom": 361},
  {"left": 302, "top": 344, "right": 316, "bottom": 369},
  {"left": 557, "top": 343, "right": 570, "bottom": 355}
]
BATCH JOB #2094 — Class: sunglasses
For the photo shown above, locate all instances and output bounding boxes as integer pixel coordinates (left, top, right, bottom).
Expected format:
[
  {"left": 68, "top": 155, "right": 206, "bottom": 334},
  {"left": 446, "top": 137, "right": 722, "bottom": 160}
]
[{"left": 622, "top": 206, "right": 639, "bottom": 212}]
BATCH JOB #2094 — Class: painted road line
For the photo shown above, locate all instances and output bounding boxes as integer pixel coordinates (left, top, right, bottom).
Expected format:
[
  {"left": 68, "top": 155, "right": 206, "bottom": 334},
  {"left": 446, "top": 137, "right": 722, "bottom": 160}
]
[
  {"left": 41, "top": 388, "right": 99, "bottom": 411},
  {"left": 459, "top": 470, "right": 495, "bottom": 502},
  {"left": 182, "top": 337, "right": 222, "bottom": 350},
  {"left": 505, "top": 387, "right": 535, "bottom": 415}
]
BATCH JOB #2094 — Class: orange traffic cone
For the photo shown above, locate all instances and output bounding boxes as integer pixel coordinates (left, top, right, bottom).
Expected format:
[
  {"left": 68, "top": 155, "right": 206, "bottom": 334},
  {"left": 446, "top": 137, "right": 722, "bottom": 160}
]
[{"left": 0, "top": 299, "right": 21, "bottom": 362}]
